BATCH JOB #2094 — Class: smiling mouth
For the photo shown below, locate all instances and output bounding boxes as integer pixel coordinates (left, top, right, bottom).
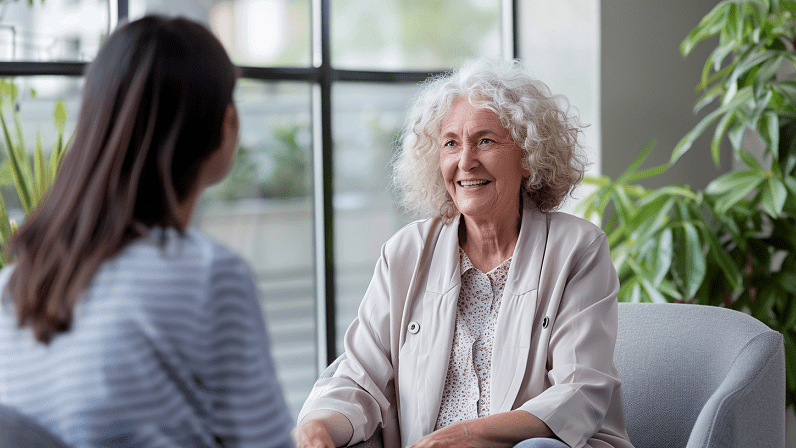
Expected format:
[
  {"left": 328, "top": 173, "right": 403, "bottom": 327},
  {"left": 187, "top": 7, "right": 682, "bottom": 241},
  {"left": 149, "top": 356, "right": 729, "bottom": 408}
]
[{"left": 458, "top": 180, "right": 490, "bottom": 187}]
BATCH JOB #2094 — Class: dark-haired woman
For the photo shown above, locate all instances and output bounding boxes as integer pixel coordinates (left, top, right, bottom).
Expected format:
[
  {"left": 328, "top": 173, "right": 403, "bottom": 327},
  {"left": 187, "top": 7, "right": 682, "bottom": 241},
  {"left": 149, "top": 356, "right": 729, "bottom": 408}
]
[{"left": 0, "top": 15, "right": 294, "bottom": 448}]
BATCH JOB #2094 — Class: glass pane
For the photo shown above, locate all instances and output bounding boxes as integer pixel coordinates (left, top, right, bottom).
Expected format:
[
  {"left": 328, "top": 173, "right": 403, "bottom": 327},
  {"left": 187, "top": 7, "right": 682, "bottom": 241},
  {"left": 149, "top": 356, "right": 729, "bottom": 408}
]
[
  {"left": 518, "top": 0, "right": 599, "bottom": 214},
  {"left": 193, "top": 80, "right": 314, "bottom": 419},
  {"left": 0, "top": 75, "right": 82, "bottom": 221},
  {"left": 129, "top": 0, "right": 311, "bottom": 67},
  {"left": 331, "top": 0, "right": 502, "bottom": 70},
  {"left": 0, "top": 1, "right": 109, "bottom": 61},
  {"left": 333, "top": 82, "right": 419, "bottom": 353}
]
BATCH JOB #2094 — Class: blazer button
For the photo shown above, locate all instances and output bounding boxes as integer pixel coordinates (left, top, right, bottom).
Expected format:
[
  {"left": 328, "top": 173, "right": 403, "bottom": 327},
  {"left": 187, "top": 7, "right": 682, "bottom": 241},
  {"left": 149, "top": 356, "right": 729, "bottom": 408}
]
[
  {"left": 542, "top": 316, "right": 549, "bottom": 329},
  {"left": 408, "top": 322, "right": 420, "bottom": 334}
]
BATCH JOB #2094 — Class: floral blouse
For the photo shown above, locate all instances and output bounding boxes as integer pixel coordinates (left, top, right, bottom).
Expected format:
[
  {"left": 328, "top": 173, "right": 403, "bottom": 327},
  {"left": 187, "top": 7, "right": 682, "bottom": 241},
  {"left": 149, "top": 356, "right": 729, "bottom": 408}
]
[{"left": 435, "top": 247, "right": 512, "bottom": 430}]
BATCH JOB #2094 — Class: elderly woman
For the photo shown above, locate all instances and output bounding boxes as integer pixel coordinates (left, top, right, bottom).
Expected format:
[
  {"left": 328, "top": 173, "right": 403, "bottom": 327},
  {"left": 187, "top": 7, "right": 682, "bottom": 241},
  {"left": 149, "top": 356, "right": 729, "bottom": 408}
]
[{"left": 295, "top": 59, "right": 633, "bottom": 448}]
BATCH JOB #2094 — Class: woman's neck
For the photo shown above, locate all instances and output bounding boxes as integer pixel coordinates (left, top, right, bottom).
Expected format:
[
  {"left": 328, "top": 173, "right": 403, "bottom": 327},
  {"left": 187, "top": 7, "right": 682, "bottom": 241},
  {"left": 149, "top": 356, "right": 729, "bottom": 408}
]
[
  {"left": 176, "top": 188, "right": 202, "bottom": 229},
  {"left": 459, "top": 211, "right": 522, "bottom": 273}
]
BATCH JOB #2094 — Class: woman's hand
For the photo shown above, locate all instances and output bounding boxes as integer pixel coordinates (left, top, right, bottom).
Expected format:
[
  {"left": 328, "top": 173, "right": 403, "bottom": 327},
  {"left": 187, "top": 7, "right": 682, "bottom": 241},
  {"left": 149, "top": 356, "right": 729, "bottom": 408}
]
[
  {"left": 293, "top": 410, "right": 354, "bottom": 448},
  {"left": 408, "top": 410, "right": 556, "bottom": 448},
  {"left": 408, "top": 420, "right": 493, "bottom": 448},
  {"left": 293, "top": 419, "right": 337, "bottom": 448}
]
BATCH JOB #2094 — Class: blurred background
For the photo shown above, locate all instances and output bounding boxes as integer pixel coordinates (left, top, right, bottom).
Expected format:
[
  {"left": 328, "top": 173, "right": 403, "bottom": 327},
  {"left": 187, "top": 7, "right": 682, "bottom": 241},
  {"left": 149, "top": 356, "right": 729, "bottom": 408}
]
[{"left": 0, "top": 0, "right": 723, "bottom": 419}]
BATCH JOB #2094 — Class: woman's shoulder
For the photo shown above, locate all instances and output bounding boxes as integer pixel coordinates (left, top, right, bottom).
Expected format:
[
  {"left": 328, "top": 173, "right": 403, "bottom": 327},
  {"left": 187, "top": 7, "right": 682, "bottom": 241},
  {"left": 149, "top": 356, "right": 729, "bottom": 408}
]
[
  {"left": 381, "top": 215, "right": 448, "bottom": 255},
  {"left": 122, "top": 226, "right": 247, "bottom": 272},
  {"left": 544, "top": 210, "right": 606, "bottom": 241},
  {"left": 90, "top": 227, "right": 254, "bottom": 309}
]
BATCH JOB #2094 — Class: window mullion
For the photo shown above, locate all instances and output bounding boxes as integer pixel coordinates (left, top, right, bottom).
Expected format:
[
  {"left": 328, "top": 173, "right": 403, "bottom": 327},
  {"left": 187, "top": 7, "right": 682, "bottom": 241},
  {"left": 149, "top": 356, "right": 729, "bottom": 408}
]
[
  {"left": 311, "top": 0, "right": 336, "bottom": 373},
  {"left": 502, "top": 0, "right": 518, "bottom": 60}
]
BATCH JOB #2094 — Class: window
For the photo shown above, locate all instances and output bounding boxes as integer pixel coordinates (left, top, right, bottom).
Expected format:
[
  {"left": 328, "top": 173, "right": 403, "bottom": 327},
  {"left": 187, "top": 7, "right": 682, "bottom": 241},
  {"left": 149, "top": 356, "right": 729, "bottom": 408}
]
[{"left": 0, "top": 0, "right": 519, "bottom": 418}]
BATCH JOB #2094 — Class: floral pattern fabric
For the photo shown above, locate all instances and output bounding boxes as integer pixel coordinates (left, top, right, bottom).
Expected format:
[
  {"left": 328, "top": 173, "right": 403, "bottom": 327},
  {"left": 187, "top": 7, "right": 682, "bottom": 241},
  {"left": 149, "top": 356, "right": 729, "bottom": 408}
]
[{"left": 435, "top": 247, "right": 511, "bottom": 430}]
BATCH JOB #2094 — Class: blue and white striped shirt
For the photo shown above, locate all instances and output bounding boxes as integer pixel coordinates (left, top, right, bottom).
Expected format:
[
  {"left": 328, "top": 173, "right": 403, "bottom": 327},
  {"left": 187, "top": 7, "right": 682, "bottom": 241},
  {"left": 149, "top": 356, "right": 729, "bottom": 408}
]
[{"left": 0, "top": 227, "right": 295, "bottom": 448}]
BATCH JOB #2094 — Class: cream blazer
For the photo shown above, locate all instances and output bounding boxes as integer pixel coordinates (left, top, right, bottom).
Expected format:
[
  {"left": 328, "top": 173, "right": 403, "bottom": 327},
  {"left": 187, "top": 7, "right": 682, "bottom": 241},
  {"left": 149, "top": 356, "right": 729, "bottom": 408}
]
[{"left": 298, "top": 204, "right": 634, "bottom": 448}]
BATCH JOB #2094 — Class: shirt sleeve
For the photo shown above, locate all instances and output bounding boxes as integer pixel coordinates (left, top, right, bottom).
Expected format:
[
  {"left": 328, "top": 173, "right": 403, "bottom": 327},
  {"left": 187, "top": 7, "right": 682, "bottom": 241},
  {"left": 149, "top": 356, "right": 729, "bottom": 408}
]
[
  {"left": 518, "top": 233, "right": 622, "bottom": 448},
  {"left": 202, "top": 249, "right": 295, "bottom": 448},
  {"left": 297, "top": 243, "right": 398, "bottom": 445}
]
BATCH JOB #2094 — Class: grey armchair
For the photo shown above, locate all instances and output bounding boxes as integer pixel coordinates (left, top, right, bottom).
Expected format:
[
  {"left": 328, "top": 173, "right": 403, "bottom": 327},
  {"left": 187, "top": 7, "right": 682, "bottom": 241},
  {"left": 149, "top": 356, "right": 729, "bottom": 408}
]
[
  {"left": 615, "top": 302, "right": 785, "bottom": 448},
  {"left": 319, "top": 303, "right": 786, "bottom": 448},
  {"left": 0, "top": 404, "right": 70, "bottom": 448}
]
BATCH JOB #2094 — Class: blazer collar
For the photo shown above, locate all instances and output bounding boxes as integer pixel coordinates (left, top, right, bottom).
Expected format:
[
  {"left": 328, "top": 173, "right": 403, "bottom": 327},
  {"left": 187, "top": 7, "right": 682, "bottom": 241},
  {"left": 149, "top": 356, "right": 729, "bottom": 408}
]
[
  {"left": 424, "top": 213, "right": 464, "bottom": 295},
  {"left": 424, "top": 204, "right": 549, "bottom": 296},
  {"left": 504, "top": 203, "right": 549, "bottom": 295}
]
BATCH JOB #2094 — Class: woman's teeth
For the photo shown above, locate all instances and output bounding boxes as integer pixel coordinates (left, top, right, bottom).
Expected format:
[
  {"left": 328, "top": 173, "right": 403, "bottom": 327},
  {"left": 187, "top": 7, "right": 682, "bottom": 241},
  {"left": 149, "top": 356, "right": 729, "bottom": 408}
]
[{"left": 459, "top": 180, "right": 488, "bottom": 187}]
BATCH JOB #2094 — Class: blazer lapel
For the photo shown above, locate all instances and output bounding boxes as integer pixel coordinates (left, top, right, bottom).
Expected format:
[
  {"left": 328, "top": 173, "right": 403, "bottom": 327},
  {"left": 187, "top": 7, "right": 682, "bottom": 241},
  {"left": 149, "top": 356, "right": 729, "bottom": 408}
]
[
  {"left": 408, "top": 215, "right": 462, "bottom": 441},
  {"left": 490, "top": 205, "right": 548, "bottom": 413}
]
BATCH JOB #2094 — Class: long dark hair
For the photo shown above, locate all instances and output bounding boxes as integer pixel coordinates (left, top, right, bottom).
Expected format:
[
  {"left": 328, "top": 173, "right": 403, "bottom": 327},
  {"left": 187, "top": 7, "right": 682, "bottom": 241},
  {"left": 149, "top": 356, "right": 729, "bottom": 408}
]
[{"left": 5, "top": 15, "right": 237, "bottom": 343}]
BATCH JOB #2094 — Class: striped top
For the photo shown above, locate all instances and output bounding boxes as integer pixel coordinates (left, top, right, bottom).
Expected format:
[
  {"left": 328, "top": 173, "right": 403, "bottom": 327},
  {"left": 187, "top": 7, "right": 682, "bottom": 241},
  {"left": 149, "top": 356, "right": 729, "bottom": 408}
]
[{"left": 0, "top": 227, "right": 295, "bottom": 448}]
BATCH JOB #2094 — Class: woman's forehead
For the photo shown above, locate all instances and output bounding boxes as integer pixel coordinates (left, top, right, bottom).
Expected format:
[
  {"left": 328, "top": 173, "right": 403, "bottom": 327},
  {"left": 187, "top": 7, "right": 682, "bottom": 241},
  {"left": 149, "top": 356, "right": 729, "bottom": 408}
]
[{"left": 440, "top": 98, "right": 505, "bottom": 133}]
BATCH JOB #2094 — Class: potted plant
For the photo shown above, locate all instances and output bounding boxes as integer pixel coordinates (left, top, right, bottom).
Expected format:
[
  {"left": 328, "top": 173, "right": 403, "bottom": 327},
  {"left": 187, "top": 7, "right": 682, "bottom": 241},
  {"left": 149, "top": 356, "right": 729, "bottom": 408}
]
[
  {"left": 0, "top": 78, "right": 68, "bottom": 266},
  {"left": 581, "top": 0, "right": 796, "bottom": 408}
]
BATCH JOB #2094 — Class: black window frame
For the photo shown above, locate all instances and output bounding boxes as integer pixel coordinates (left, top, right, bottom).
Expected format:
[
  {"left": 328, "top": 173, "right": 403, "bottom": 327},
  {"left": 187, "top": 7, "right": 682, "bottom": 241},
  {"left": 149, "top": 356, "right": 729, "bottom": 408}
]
[{"left": 0, "top": 0, "right": 519, "bottom": 372}]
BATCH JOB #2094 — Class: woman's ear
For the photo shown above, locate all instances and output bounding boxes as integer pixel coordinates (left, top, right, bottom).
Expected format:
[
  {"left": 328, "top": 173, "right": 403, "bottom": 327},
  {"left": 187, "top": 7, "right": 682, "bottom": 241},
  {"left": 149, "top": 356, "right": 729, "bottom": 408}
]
[{"left": 199, "top": 103, "right": 240, "bottom": 188}]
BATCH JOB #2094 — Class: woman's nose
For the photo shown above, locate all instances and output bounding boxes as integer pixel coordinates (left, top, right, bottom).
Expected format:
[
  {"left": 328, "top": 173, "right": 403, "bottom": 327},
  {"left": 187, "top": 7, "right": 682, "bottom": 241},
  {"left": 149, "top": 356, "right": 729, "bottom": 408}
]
[{"left": 458, "top": 146, "right": 479, "bottom": 171}]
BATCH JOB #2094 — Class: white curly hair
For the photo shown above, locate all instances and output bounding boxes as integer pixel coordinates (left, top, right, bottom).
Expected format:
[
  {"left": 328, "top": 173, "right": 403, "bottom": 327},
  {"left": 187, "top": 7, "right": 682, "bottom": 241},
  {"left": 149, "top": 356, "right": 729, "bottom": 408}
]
[{"left": 391, "top": 58, "right": 587, "bottom": 221}]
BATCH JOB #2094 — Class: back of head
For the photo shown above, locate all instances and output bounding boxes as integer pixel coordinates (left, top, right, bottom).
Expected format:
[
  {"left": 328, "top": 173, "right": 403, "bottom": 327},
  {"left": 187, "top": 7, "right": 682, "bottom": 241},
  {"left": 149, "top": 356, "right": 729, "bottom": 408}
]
[
  {"left": 5, "top": 15, "right": 237, "bottom": 343},
  {"left": 74, "top": 14, "right": 237, "bottom": 227}
]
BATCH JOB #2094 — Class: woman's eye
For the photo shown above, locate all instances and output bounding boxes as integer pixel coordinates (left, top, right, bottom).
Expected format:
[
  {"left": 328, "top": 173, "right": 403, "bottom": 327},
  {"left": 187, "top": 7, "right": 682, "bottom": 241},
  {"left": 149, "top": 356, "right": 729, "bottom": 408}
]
[
  {"left": 479, "top": 138, "right": 494, "bottom": 145},
  {"left": 443, "top": 140, "right": 456, "bottom": 147}
]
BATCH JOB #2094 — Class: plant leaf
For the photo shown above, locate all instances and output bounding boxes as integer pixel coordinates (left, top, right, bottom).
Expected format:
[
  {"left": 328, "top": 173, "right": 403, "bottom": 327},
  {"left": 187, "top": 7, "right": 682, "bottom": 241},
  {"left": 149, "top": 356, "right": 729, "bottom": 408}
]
[
  {"left": 738, "top": 147, "right": 765, "bottom": 171},
  {"left": 760, "top": 177, "right": 788, "bottom": 216},
  {"left": 758, "top": 112, "right": 780, "bottom": 155},
  {"left": 618, "top": 140, "right": 656, "bottom": 183},
  {"left": 654, "top": 228, "right": 674, "bottom": 285},
  {"left": 706, "top": 170, "right": 763, "bottom": 194},
  {"left": 681, "top": 1, "right": 733, "bottom": 56},
  {"left": 711, "top": 109, "right": 735, "bottom": 165},
  {"left": 53, "top": 99, "right": 66, "bottom": 134},
  {"left": 672, "top": 86, "right": 754, "bottom": 164},
  {"left": 33, "top": 133, "right": 46, "bottom": 202},
  {"left": 681, "top": 222, "right": 707, "bottom": 300},
  {"left": 0, "top": 111, "right": 32, "bottom": 214}
]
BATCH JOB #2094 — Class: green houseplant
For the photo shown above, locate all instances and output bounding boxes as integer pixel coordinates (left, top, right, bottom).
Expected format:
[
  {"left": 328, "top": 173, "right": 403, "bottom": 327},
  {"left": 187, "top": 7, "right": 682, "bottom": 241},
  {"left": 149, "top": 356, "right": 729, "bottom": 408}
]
[
  {"left": 581, "top": 0, "right": 796, "bottom": 407},
  {"left": 0, "top": 78, "right": 68, "bottom": 267}
]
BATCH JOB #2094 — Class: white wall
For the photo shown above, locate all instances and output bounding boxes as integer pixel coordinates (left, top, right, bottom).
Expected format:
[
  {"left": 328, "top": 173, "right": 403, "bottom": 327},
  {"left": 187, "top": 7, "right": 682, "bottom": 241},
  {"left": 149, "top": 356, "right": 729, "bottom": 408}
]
[{"left": 518, "top": 0, "right": 600, "bottom": 213}]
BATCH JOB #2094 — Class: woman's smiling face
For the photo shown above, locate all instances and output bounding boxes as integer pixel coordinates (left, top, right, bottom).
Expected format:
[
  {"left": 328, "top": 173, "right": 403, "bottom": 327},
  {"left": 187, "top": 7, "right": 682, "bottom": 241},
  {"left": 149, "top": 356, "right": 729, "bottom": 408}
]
[{"left": 439, "top": 98, "right": 530, "bottom": 221}]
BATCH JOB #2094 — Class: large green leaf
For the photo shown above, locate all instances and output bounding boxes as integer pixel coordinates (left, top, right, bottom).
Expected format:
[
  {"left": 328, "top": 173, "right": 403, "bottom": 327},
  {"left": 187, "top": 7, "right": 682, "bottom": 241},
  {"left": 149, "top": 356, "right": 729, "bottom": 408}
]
[
  {"left": 654, "top": 228, "right": 674, "bottom": 285},
  {"left": 681, "top": 1, "right": 734, "bottom": 56},
  {"left": 628, "top": 197, "right": 675, "bottom": 243},
  {"left": 679, "top": 222, "right": 707, "bottom": 300},
  {"left": 711, "top": 110, "right": 735, "bottom": 165},
  {"left": 617, "top": 140, "right": 656, "bottom": 183},
  {"left": 694, "top": 218, "right": 741, "bottom": 290},
  {"left": 758, "top": 112, "right": 780, "bottom": 155},
  {"left": 672, "top": 86, "right": 754, "bottom": 164},
  {"left": 760, "top": 177, "right": 788, "bottom": 216},
  {"left": 706, "top": 170, "right": 763, "bottom": 194}
]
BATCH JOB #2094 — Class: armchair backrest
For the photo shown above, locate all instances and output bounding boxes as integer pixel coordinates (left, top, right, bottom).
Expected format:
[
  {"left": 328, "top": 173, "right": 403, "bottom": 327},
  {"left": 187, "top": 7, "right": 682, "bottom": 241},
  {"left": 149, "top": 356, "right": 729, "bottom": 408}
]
[{"left": 615, "top": 303, "right": 785, "bottom": 448}]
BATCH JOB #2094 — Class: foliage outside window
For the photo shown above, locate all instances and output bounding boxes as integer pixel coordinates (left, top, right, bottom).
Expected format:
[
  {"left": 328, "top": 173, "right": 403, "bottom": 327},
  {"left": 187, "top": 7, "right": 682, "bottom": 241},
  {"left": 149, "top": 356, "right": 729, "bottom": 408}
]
[{"left": 0, "top": 78, "right": 68, "bottom": 266}]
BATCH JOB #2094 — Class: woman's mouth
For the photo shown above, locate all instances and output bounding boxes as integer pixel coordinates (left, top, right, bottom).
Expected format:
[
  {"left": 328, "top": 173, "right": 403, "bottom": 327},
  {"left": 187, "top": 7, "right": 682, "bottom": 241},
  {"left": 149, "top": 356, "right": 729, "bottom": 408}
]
[{"left": 458, "top": 180, "right": 489, "bottom": 187}]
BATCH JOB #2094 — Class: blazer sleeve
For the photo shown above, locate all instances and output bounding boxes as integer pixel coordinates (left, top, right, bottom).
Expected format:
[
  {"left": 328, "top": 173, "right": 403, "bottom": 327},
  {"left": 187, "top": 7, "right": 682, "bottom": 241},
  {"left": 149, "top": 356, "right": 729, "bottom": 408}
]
[
  {"left": 518, "top": 233, "right": 622, "bottom": 448},
  {"left": 297, "top": 243, "right": 399, "bottom": 445}
]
